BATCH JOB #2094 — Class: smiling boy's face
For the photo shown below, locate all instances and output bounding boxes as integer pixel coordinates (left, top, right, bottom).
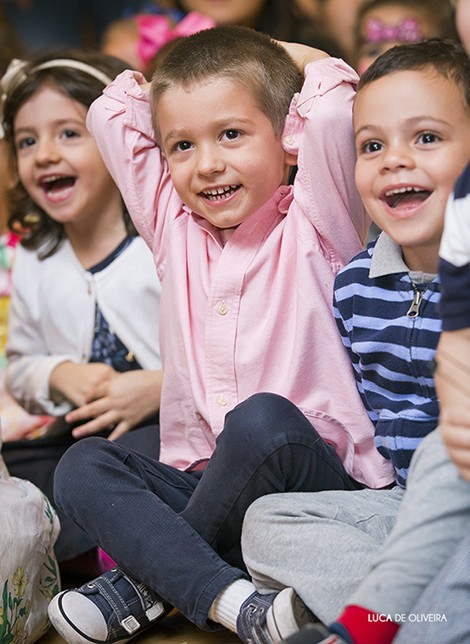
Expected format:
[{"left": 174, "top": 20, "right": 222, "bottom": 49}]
[
  {"left": 155, "top": 76, "right": 296, "bottom": 243},
  {"left": 353, "top": 68, "right": 470, "bottom": 273}
]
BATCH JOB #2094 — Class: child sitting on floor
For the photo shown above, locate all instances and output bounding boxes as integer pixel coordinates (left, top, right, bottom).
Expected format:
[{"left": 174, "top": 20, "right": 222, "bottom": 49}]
[
  {"left": 241, "top": 37, "right": 470, "bottom": 644},
  {"left": 48, "top": 25, "right": 392, "bottom": 644},
  {"left": 0, "top": 50, "right": 163, "bottom": 567}
]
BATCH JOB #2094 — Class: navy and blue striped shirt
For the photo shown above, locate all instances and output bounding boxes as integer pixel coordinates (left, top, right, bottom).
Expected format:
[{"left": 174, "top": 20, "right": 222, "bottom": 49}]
[
  {"left": 439, "top": 162, "right": 470, "bottom": 331},
  {"left": 333, "top": 233, "right": 441, "bottom": 487}
]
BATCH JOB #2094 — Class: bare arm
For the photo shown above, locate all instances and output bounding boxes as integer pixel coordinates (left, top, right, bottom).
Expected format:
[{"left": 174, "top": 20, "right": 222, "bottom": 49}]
[
  {"left": 277, "top": 41, "right": 329, "bottom": 74},
  {"left": 435, "top": 328, "right": 470, "bottom": 480}
]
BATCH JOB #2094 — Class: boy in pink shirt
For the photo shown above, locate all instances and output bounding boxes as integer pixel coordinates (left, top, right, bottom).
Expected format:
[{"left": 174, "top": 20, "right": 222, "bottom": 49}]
[{"left": 48, "top": 26, "right": 393, "bottom": 644}]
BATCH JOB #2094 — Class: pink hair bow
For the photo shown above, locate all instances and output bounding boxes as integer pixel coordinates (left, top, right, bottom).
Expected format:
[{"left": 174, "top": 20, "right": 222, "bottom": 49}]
[
  {"left": 365, "top": 17, "right": 424, "bottom": 44},
  {"left": 136, "top": 12, "right": 216, "bottom": 66}
]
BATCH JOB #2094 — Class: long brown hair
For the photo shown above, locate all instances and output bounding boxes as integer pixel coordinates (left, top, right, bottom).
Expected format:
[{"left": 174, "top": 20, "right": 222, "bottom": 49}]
[{"left": 2, "top": 49, "right": 135, "bottom": 258}]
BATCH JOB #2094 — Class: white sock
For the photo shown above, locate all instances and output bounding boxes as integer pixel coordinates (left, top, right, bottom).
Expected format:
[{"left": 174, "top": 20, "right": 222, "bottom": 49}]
[{"left": 209, "top": 579, "right": 257, "bottom": 632}]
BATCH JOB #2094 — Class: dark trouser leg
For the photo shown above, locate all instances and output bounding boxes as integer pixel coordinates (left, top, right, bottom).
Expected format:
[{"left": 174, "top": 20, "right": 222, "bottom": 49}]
[
  {"left": 54, "top": 439, "right": 244, "bottom": 628},
  {"left": 55, "top": 393, "right": 357, "bottom": 628},
  {"left": 181, "top": 393, "right": 359, "bottom": 569}
]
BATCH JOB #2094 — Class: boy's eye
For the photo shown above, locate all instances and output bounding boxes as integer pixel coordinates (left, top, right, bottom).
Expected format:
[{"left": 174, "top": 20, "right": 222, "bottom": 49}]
[
  {"left": 360, "top": 140, "right": 382, "bottom": 154},
  {"left": 417, "top": 132, "right": 439, "bottom": 145},
  {"left": 222, "top": 129, "right": 240, "bottom": 141},
  {"left": 174, "top": 140, "right": 193, "bottom": 152}
]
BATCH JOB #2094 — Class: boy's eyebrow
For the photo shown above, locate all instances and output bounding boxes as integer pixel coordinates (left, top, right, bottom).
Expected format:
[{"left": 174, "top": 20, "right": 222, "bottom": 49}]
[
  {"left": 162, "top": 117, "right": 255, "bottom": 146},
  {"left": 162, "top": 129, "right": 189, "bottom": 146},
  {"left": 354, "top": 115, "right": 451, "bottom": 139}
]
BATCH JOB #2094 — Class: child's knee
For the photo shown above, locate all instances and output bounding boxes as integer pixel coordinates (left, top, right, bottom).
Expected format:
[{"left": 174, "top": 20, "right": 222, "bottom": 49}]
[
  {"left": 242, "top": 495, "right": 279, "bottom": 548},
  {"left": 54, "top": 436, "right": 108, "bottom": 509},
  {"left": 224, "top": 392, "right": 305, "bottom": 444}
]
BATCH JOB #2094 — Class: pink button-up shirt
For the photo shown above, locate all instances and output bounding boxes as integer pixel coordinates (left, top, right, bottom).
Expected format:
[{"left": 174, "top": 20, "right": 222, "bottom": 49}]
[{"left": 87, "top": 58, "right": 394, "bottom": 487}]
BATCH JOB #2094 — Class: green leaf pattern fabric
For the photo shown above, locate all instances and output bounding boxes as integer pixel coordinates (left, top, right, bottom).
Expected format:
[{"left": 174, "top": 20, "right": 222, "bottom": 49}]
[{"left": 0, "top": 433, "right": 60, "bottom": 643}]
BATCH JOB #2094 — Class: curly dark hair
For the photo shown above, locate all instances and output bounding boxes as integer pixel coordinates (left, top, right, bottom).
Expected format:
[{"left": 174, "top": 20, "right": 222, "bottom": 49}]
[{"left": 2, "top": 49, "right": 135, "bottom": 258}]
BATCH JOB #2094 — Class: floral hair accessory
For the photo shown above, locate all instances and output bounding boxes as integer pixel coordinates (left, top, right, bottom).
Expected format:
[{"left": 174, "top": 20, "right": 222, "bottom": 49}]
[
  {"left": 365, "top": 17, "right": 424, "bottom": 44},
  {"left": 136, "top": 11, "right": 216, "bottom": 66}
]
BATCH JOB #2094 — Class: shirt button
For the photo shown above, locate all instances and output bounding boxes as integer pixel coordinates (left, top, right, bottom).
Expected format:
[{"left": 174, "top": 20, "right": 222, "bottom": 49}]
[
  {"left": 284, "top": 135, "right": 294, "bottom": 146},
  {"left": 217, "top": 395, "right": 228, "bottom": 407},
  {"left": 217, "top": 301, "right": 229, "bottom": 315}
]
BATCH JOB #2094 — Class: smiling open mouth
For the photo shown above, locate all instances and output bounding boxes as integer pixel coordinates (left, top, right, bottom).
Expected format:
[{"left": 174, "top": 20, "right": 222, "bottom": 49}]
[
  {"left": 40, "top": 175, "right": 76, "bottom": 195},
  {"left": 201, "top": 185, "right": 240, "bottom": 201},
  {"left": 382, "top": 186, "right": 431, "bottom": 209}
]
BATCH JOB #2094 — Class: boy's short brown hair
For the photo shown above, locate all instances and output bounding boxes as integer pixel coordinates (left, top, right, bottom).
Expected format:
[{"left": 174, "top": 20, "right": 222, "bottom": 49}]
[{"left": 150, "top": 25, "right": 303, "bottom": 138}]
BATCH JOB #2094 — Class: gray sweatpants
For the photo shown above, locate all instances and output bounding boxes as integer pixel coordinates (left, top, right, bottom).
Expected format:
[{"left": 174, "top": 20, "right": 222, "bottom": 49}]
[
  {"left": 242, "top": 429, "right": 470, "bottom": 626},
  {"left": 394, "top": 533, "right": 470, "bottom": 644}
]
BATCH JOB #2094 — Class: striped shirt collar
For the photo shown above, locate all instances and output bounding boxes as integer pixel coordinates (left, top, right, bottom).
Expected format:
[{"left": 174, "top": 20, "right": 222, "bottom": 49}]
[
  {"left": 369, "top": 231, "right": 408, "bottom": 278},
  {"left": 369, "top": 231, "right": 437, "bottom": 283}
]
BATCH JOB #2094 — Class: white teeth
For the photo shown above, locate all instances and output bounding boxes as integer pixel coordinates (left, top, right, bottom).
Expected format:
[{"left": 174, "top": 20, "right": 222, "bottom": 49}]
[
  {"left": 203, "top": 185, "right": 238, "bottom": 199},
  {"left": 39, "top": 174, "right": 68, "bottom": 184},
  {"left": 384, "top": 186, "right": 422, "bottom": 197},
  {"left": 40, "top": 175, "right": 67, "bottom": 184},
  {"left": 205, "top": 185, "right": 236, "bottom": 196}
]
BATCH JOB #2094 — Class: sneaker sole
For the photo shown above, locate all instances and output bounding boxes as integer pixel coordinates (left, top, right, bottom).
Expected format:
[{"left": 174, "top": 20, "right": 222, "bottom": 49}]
[
  {"left": 267, "top": 588, "right": 316, "bottom": 643},
  {"left": 48, "top": 591, "right": 137, "bottom": 644}
]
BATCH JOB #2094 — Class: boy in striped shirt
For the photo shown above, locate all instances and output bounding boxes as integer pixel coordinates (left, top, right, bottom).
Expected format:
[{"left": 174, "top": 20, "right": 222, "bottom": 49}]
[{"left": 242, "top": 38, "right": 470, "bottom": 643}]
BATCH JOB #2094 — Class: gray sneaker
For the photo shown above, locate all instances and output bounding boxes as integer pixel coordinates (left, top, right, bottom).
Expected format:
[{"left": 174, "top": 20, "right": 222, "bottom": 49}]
[
  {"left": 237, "top": 587, "right": 316, "bottom": 644},
  {"left": 48, "top": 567, "right": 170, "bottom": 643}
]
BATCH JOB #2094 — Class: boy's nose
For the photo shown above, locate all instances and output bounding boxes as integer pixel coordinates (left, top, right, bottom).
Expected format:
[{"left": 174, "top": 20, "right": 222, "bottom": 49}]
[
  {"left": 381, "top": 142, "right": 415, "bottom": 171},
  {"left": 196, "top": 144, "right": 225, "bottom": 175}
]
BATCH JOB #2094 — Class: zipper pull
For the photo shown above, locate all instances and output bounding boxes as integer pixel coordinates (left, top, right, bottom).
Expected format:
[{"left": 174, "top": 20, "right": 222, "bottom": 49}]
[{"left": 407, "top": 288, "right": 423, "bottom": 318}]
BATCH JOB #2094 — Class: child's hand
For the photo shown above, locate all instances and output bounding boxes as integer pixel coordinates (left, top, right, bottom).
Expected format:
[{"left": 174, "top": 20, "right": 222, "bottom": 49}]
[
  {"left": 277, "top": 41, "right": 329, "bottom": 75},
  {"left": 65, "top": 369, "right": 163, "bottom": 440},
  {"left": 132, "top": 71, "right": 151, "bottom": 92},
  {"left": 49, "top": 361, "right": 116, "bottom": 408}
]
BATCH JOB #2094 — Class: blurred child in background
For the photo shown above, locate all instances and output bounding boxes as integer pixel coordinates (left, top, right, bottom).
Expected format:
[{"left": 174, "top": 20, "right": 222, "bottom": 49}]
[
  {"left": 355, "top": 0, "right": 457, "bottom": 75},
  {"left": 101, "top": 11, "right": 215, "bottom": 75}
]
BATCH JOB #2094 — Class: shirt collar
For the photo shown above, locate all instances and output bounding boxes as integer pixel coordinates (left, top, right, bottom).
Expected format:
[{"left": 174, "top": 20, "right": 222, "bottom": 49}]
[
  {"left": 369, "top": 231, "right": 409, "bottom": 278},
  {"left": 369, "top": 231, "right": 438, "bottom": 283}
]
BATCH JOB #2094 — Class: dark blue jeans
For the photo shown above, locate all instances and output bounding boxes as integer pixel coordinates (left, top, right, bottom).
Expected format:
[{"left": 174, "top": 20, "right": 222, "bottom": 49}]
[{"left": 54, "top": 393, "right": 360, "bottom": 629}]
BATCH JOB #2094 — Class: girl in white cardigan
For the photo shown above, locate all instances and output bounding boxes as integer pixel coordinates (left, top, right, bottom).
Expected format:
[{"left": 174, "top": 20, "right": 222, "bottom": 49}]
[{"left": 0, "top": 50, "right": 162, "bottom": 566}]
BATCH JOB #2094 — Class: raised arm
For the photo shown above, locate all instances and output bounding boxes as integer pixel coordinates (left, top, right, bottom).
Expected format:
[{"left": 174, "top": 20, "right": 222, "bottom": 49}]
[
  {"left": 86, "top": 70, "right": 181, "bottom": 269},
  {"left": 280, "top": 47, "right": 367, "bottom": 269}
]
